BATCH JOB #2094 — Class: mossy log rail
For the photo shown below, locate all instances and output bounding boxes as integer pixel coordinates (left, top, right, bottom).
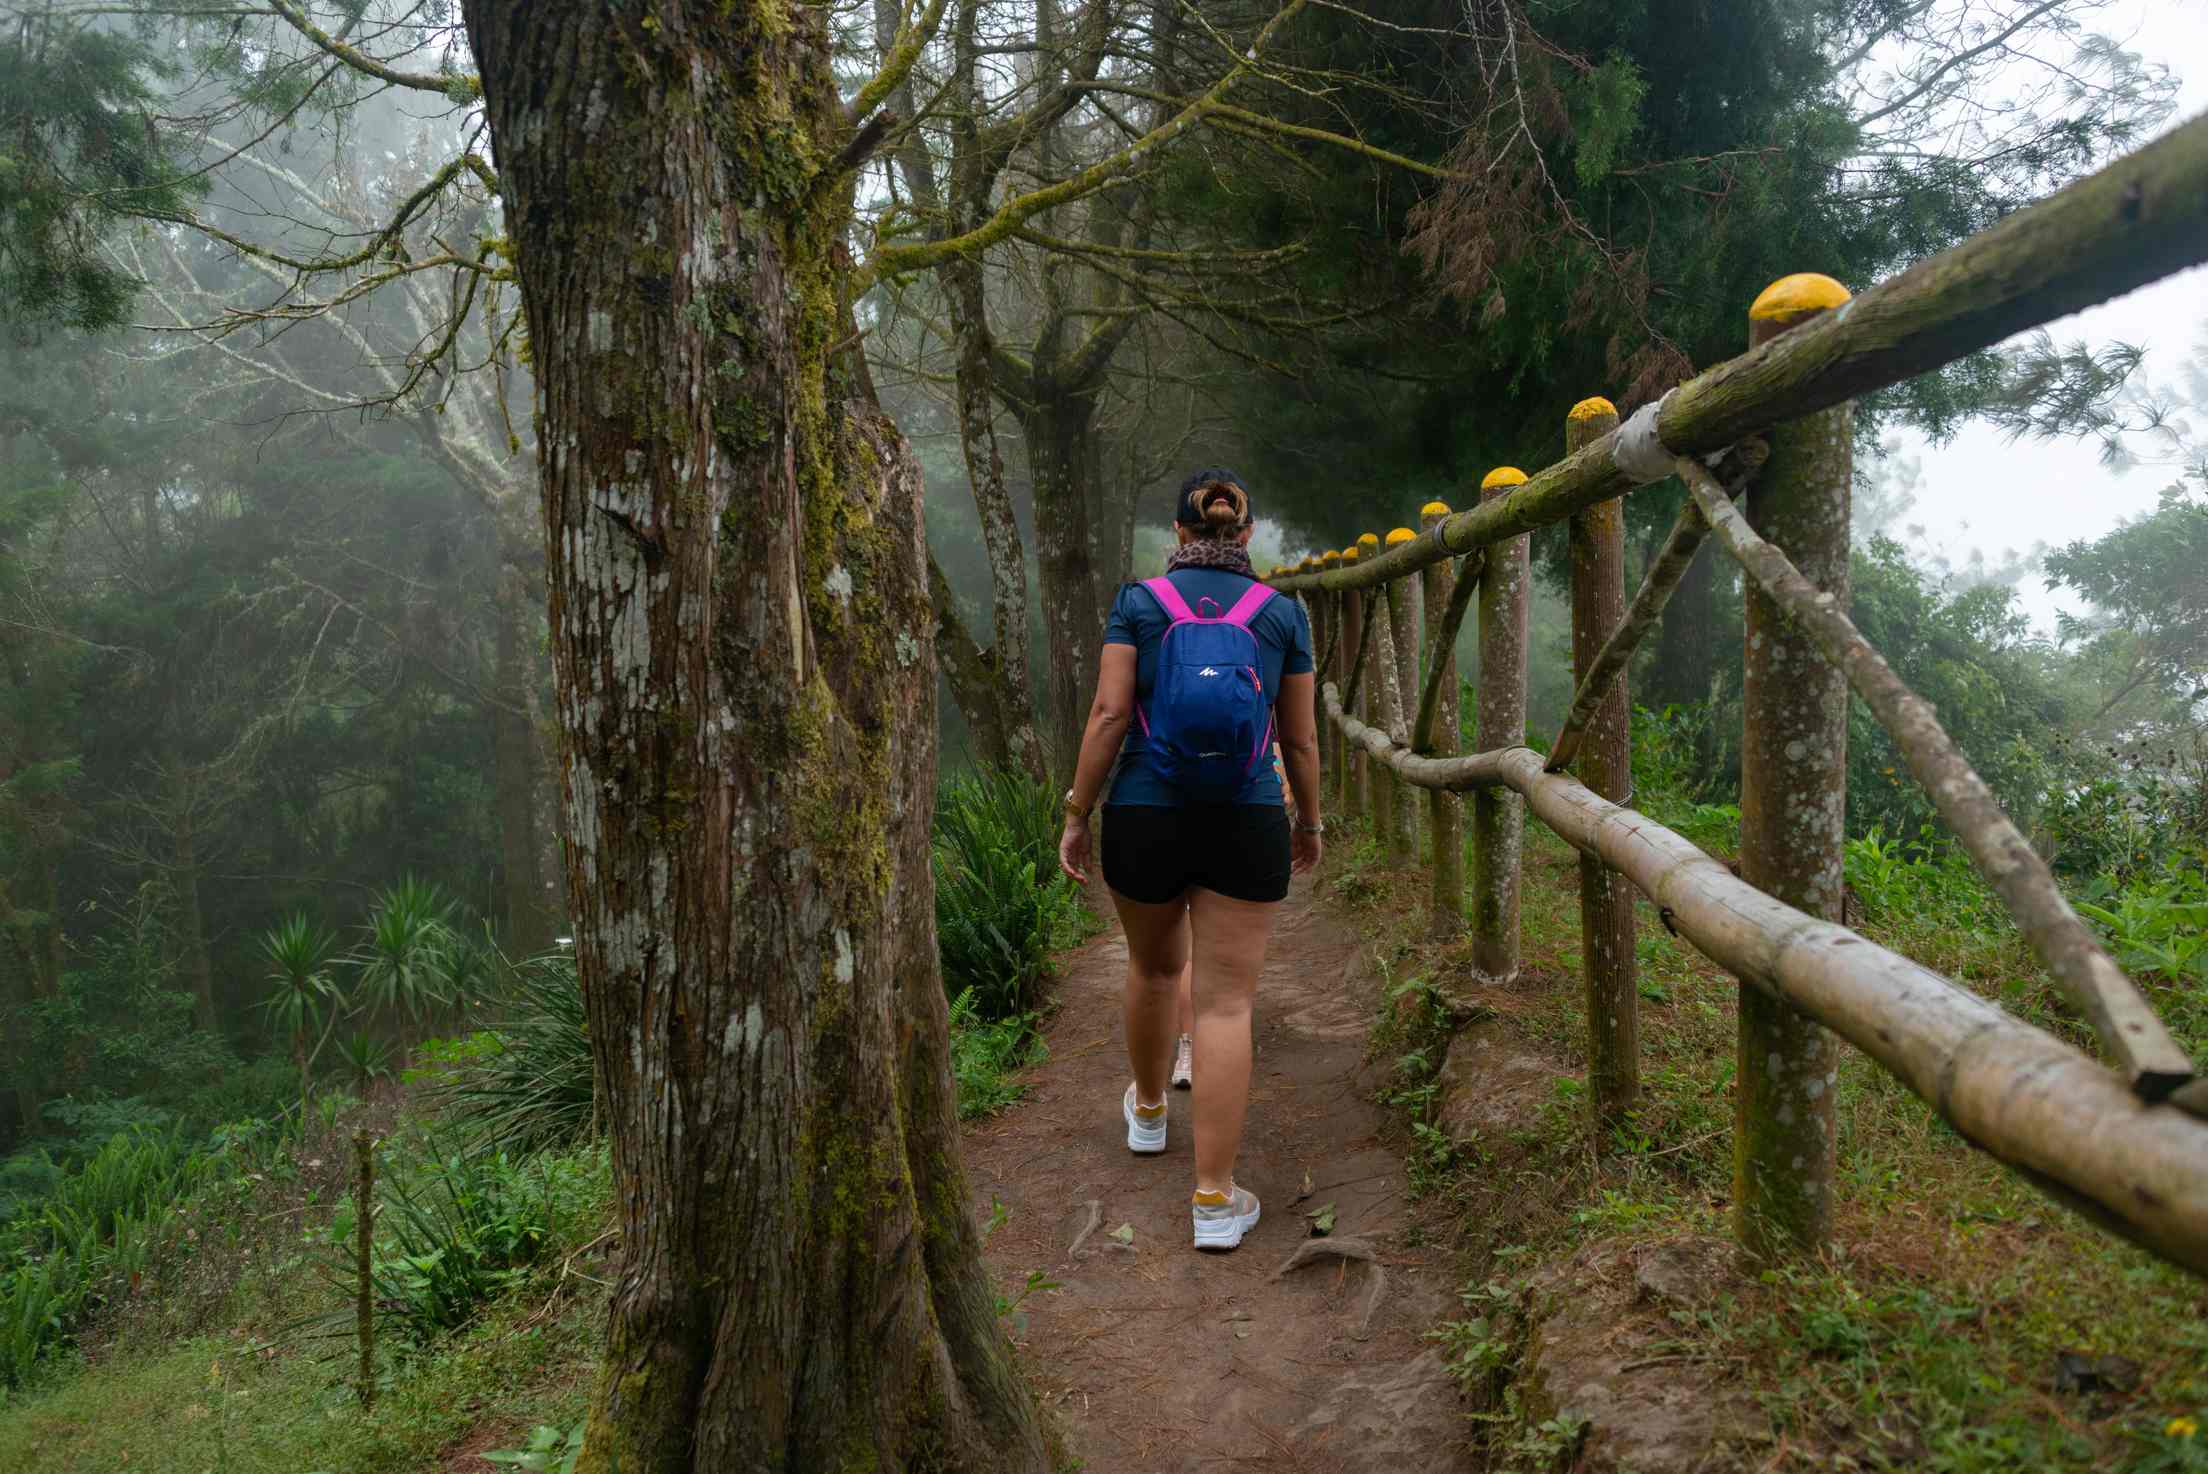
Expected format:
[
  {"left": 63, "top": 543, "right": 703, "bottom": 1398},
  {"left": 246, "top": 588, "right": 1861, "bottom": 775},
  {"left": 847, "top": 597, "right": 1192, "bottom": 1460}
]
[
  {"left": 1267, "top": 109, "right": 2208, "bottom": 601},
  {"left": 1322, "top": 684, "right": 2208, "bottom": 1277},
  {"left": 1678, "top": 456, "right": 2205, "bottom": 1110}
]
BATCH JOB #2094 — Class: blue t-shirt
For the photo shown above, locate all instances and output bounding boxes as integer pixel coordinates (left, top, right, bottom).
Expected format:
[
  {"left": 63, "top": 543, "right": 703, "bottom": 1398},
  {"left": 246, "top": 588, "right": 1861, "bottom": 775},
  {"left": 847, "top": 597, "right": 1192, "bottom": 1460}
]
[{"left": 1103, "top": 568, "right": 1313, "bottom": 806}]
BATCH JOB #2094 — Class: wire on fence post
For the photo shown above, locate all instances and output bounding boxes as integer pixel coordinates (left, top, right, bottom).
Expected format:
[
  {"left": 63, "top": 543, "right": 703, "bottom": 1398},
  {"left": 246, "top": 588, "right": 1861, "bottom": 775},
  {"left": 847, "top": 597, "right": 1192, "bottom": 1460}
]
[
  {"left": 1339, "top": 554, "right": 1367, "bottom": 824},
  {"left": 1735, "top": 274, "right": 1853, "bottom": 1263},
  {"left": 1471, "top": 467, "right": 1530, "bottom": 982},
  {"left": 1383, "top": 529, "right": 1422, "bottom": 864},
  {"left": 353, "top": 1128, "right": 376, "bottom": 1412},
  {"left": 1419, "top": 503, "right": 1463, "bottom": 936},
  {"left": 1567, "top": 398, "right": 1640, "bottom": 1137}
]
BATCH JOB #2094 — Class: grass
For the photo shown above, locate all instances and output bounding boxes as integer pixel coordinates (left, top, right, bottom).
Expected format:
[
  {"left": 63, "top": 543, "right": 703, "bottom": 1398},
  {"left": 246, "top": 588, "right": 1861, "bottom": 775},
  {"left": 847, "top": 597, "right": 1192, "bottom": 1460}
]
[
  {"left": 0, "top": 1267, "right": 601, "bottom": 1474},
  {"left": 1326, "top": 763, "right": 2208, "bottom": 1473}
]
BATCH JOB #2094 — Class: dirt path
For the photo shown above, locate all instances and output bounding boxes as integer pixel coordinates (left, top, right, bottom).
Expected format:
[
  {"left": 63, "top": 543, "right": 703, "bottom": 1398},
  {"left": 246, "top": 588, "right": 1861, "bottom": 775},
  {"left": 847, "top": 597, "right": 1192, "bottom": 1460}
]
[{"left": 964, "top": 874, "right": 1473, "bottom": 1473}]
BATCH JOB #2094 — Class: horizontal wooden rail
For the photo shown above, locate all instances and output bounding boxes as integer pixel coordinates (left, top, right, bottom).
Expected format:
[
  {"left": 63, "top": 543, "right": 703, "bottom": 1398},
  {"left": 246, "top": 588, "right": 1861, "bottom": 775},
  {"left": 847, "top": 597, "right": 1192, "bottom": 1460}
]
[
  {"left": 1320, "top": 682, "right": 2208, "bottom": 1277},
  {"left": 1267, "top": 109, "right": 2208, "bottom": 598},
  {"left": 1677, "top": 456, "right": 2203, "bottom": 1110}
]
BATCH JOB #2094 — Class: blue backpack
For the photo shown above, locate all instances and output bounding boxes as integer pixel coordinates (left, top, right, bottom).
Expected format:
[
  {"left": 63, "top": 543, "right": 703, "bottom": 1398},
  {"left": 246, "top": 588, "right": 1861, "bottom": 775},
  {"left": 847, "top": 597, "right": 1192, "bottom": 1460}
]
[{"left": 1135, "top": 575, "right": 1278, "bottom": 800}]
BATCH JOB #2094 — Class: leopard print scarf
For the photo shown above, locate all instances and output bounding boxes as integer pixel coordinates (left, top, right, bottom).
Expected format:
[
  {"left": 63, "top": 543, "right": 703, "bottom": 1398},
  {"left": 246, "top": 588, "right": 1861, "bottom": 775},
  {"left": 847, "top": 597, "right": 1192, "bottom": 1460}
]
[{"left": 1162, "top": 538, "right": 1256, "bottom": 577}]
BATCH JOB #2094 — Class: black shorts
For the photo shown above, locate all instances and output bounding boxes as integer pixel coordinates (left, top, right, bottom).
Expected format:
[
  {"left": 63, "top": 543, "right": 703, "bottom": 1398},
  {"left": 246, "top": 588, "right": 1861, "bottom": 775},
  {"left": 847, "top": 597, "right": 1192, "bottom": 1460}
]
[{"left": 1101, "top": 804, "right": 1291, "bottom": 905}]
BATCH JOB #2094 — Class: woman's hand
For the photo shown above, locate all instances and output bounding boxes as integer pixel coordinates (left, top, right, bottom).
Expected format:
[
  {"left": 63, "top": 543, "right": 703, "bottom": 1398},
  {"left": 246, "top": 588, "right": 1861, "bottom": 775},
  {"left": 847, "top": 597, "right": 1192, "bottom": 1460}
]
[
  {"left": 1291, "top": 825, "right": 1323, "bottom": 875},
  {"left": 1058, "top": 814, "right": 1093, "bottom": 885}
]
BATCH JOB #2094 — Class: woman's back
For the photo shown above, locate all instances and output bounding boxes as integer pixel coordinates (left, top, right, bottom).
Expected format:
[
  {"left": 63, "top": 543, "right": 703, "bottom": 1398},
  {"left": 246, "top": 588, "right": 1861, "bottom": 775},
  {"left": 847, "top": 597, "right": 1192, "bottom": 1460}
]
[{"left": 1103, "top": 567, "right": 1311, "bottom": 807}]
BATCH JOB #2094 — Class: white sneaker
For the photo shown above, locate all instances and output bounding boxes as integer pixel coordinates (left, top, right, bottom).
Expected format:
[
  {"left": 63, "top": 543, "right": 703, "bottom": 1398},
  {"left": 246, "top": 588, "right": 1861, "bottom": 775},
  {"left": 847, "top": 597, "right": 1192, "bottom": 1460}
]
[
  {"left": 1170, "top": 1034, "right": 1194, "bottom": 1090},
  {"left": 1123, "top": 1082, "right": 1167, "bottom": 1154},
  {"left": 1191, "top": 1184, "right": 1260, "bottom": 1251}
]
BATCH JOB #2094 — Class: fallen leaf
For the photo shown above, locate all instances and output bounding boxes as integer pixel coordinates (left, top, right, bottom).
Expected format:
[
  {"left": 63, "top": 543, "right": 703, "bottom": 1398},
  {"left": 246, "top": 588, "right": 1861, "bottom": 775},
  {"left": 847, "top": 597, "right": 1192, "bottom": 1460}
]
[
  {"left": 1307, "top": 1202, "right": 1337, "bottom": 1237},
  {"left": 1294, "top": 1169, "right": 1313, "bottom": 1204},
  {"left": 1108, "top": 1222, "right": 1134, "bottom": 1245}
]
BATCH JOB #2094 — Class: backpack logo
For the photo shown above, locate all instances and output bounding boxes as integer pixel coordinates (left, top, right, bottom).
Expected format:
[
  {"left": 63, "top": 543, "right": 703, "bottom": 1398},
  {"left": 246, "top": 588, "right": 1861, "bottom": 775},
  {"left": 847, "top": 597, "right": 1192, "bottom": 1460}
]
[{"left": 1199, "top": 666, "right": 1219, "bottom": 677}]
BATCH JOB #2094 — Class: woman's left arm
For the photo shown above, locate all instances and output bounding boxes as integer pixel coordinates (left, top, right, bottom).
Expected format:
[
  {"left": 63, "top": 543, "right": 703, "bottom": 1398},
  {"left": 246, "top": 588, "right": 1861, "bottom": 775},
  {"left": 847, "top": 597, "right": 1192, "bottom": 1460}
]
[{"left": 1058, "top": 644, "right": 1137, "bottom": 883}]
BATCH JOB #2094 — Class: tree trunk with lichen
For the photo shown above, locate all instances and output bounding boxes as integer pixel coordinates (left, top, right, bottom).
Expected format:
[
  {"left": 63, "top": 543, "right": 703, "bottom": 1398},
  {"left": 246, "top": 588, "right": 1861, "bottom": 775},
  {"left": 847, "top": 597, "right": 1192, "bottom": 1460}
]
[
  {"left": 945, "top": 255, "right": 1049, "bottom": 783},
  {"left": 462, "top": 4, "right": 1049, "bottom": 1470},
  {"left": 1021, "top": 387, "right": 1104, "bottom": 774},
  {"left": 931, "top": 549, "right": 1021, "bottom": 773}
]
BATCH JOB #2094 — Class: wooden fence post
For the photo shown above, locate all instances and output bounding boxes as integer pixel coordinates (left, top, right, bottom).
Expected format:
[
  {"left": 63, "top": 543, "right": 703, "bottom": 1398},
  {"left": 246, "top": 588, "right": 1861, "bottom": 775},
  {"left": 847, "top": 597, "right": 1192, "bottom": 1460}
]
[
  {"left": 1315, "top": 556, "right": 1333, "bottom": 807},
  {"left": 353, "top": 1129, "right": 376, "bottom": 1411},
  {"left": 1356, "top": 534, "right": 1387, "bottom": 843},
  {"left": 1419, "top": 502, "right": 1463, "bottom": 935},
  {"left": 1366, "top": 573, "right": 1405, "bottom": 861},
  {"left": 1471, "top": 467, "right": 1529, "bottom": 981},
  {"left": 1735, "top": 274, "right": 1854, "bottom": 1262},
  {"left": 1566, "top": 398, "right": 1640, "bottom": 1136},
  {"left": 1383, "top": 529, "right": 1422, "bottom": 863},
  {"left": 1339, "top": 555, "right": 1367, "bottom": 823}
]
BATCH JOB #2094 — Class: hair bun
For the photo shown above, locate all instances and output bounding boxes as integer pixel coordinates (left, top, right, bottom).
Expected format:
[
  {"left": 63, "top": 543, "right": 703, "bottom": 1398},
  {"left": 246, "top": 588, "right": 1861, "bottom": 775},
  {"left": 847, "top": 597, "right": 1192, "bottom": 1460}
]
[{"left": 1196, "top": 481, "right": 1248, "bottom": 530}]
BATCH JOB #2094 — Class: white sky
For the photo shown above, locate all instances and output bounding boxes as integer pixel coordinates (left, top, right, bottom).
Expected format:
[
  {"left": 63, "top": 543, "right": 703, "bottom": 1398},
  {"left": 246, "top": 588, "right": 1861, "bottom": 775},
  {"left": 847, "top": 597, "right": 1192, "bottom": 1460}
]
[{"left": 1889, "top": 0, "right": 2208, "bottom": 633}]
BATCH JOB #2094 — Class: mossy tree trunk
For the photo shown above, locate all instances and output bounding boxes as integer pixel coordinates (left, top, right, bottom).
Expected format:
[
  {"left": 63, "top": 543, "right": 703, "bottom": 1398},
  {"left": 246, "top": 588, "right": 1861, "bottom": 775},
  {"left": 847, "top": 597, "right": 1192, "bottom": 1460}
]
[
  {"left": 461, "top": 4, "right": 1050, "bottom": 1470},
  {"left": 1021, "top": 384, "right": 1106, "bottom": 774}
]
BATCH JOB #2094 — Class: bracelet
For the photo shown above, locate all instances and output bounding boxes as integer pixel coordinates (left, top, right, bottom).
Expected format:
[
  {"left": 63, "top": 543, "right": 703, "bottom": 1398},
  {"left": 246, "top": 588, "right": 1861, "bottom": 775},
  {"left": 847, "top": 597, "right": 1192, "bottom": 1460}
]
[
  {"left": 1062, "top": 789, "right": 1091, "bottom": 821},
  {"left": 1294, "top": 819, "right": 1325, "bottom": 835}
]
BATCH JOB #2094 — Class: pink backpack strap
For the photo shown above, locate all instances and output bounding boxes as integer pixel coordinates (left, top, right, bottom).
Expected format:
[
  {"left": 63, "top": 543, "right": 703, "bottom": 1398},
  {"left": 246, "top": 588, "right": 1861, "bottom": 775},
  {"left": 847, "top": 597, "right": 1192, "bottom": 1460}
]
[
  {"left": 1220, "top": 582, "right": 1277, "bottom": 628},
  {"left": 1141, "top": 575, "right": 1197, "bottom": 622}
]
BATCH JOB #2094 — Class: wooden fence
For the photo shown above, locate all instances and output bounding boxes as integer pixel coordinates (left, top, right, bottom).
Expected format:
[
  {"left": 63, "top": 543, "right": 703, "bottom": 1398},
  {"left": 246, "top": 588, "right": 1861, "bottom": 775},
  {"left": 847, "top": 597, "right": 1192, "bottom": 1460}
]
[{"left": 1262, "top": 111, "right": 2208, "bottom": 1277}]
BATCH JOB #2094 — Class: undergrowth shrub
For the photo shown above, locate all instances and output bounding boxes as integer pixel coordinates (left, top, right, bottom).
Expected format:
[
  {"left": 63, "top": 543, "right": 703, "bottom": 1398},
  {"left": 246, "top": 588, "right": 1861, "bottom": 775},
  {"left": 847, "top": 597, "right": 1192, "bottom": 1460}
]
[
  {"left": 947, "top": 989, "right": 1046, "bottom": 1120},
  {"left": 933, "top": 766, "right": 1086, "bottom": 1020},
  {"left": 0, "top": 1118, "right": 293, "bottom": 1388},
  {"left": 424, "top": 954, "right": 595, "bottom": 1154},
  {"left": 321, "top": 1134, "right": 605, "bottom": 1345}
]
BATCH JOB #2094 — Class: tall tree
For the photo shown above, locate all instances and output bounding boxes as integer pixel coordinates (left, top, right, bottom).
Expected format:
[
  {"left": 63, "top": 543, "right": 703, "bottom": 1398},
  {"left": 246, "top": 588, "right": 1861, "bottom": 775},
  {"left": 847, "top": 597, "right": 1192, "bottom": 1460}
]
[{"left": 458, "top": 1, "right": 1047, "bottom": 1468}]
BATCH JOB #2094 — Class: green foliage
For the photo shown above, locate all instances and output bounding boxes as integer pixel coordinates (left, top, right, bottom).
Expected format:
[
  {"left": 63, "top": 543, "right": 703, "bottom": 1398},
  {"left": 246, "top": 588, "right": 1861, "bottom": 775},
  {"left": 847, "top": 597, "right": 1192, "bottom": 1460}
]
[
  {"left": 0, "top": 19, "right": 206, "bottom": 329},
  {"left": 351, "top": 879, "right": 467, "bottom": 1028},
  {"left": 330, "top": 1030, "right": 395, "bottom": 1088},
  {"left": 483, "top": 1423, "right": 586, "bottom": 1473},
  {"left": 323, "top": 1136, "right": 601, "bottom": 1345},
  {"left": 2076, "top": 856, "right": 2208, "bottom": 1053},
  {"left": 933, "top": 766, "right": 1087, "bottom": 1021},
  {"left": 0, "top": 1118, "right": 287, "bottom": 1386},
  {"left": 2045, "top": 487, "right": 2208, "bottom": 725},
  {"left": 947, "top": 988, "right": 1046, "bottom": 1121},
  {"left": 429, "top": 954, "right": 596, "bottom": 1155},
  {"left": 1847, "top": 536, "right": 2072, "bottom": 839}
]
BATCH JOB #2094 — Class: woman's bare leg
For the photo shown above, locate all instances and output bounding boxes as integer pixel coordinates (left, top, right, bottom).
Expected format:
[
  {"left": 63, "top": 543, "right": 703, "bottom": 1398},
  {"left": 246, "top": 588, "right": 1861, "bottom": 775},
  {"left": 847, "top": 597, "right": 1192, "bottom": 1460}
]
[
  {"left": 1186, "top": 887, "right": 1279, "bottom": 1192},
  {"left": 1176, "top": 958, "right": 1195, "bottom": 1038},
  {"left": 1112, "top": 891, "right": 1189, "bottom": 1107}
]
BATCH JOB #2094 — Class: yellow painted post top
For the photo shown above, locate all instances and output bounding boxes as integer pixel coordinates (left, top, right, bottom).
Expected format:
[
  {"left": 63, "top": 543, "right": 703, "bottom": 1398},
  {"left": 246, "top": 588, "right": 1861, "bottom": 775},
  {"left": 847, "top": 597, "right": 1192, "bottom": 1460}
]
[
  {"left": 1420, "top": 500, "right": 1451, "bottom": 521},
  {"left": 1342, "top": 545, "right": 1360, "bottom": 563},
  {"left": 1750, "top": 273, "right": 1852, "bottom": 325},
  {"left": 1385, "top": 527, "right": 1416, "bottom": 547},
  {"left": 1356, "top": 532, "right": 1381, "bottom": 550},
  {"left": 1321, "top": 550, "right": 1342, "bottom": 568},
  {"left": 1481, "top": 466, "right": 1527, "bottom": 491},
  {"left": 1568, "top": 396, "right": 1618, "bottom": 422}
]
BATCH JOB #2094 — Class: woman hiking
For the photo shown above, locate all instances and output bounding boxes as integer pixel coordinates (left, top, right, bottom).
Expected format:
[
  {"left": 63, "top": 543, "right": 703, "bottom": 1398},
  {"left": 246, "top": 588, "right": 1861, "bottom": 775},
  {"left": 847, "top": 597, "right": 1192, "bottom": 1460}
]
[{"left": 1058, "top": 469, "right": 1324, "bottom": 1251}]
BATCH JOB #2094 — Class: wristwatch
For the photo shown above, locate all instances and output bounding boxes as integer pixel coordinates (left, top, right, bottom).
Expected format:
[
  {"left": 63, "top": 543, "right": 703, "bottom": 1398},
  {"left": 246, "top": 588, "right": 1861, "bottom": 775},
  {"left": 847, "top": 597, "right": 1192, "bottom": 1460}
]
[
  {"left": 1063, "top": 789, "right": 1090, "bottom": 821},
  {"left": 1294, "top": 818, "right": 1325, "bottom": 835}
]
